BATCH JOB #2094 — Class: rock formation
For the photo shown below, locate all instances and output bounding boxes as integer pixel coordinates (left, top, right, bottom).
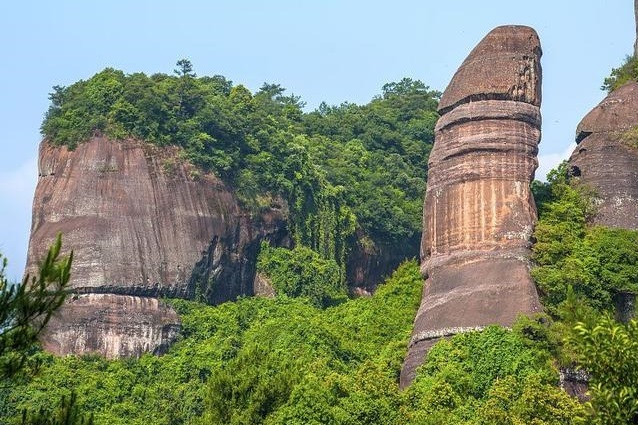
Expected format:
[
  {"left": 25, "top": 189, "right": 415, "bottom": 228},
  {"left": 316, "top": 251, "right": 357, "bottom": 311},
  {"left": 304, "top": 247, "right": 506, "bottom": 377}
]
[
  {"left": 568, "top": 81, "right": 638, "bottom": 230},
  {"left": 346, "top": 231, "right": 418, "bottom": 292},
  {"left": 27, "top": 137, "right": 287, "bottom": 358},
  {"left": 400, "top": 25, "right": 543, "bottom": 387}
]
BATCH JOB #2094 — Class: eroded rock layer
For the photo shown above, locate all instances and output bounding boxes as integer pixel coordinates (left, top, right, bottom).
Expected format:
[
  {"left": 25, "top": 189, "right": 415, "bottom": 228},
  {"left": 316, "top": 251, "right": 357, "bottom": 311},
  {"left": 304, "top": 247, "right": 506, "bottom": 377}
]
[
  {"left": 569, "top": 81, "right": 638, "bottom": 229},
  {"left": 42, "top": 294, "right": 180, "bottom": 359},
  {"left": 400, "top": 26, "right": 542, "bottom": 387},
  {"left": 27, "top": 137, "right": 287, "bottom": 357}
]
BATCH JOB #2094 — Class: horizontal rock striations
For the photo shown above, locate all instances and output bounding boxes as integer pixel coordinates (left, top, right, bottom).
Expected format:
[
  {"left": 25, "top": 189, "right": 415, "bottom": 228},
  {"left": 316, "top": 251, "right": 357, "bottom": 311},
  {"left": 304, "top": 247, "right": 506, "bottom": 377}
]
[
  {"left": 27, "top": 137, "right": 287, "bottom": 358},
  {"left": 41, "top": 294, "right": 181, "bottom": 359},
  {"left": 400, "top": 26, "right": 543, "bottom": 387},
  {"left": 568, "top": 81, "right": 638, "bottom": 229}
]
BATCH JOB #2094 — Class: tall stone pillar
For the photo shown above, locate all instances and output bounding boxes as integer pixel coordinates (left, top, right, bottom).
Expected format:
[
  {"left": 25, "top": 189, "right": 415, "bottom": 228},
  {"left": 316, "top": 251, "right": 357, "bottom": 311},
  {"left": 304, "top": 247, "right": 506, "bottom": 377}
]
[{"left": 400, "top": 26, "right": 543, "bottom": 387}]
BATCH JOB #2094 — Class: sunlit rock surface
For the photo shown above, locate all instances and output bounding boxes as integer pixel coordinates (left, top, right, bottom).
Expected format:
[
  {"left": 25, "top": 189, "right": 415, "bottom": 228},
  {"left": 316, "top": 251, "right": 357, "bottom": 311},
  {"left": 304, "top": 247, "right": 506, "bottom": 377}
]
[
  {"left": 26, "top": 137, "right": 287, "bottom": 357},
  {"left": 569, "top": 81, "right": 638, "bottom": 230},
  {"left": 401, "top": 26, "right": 543, "bottom": 387}
]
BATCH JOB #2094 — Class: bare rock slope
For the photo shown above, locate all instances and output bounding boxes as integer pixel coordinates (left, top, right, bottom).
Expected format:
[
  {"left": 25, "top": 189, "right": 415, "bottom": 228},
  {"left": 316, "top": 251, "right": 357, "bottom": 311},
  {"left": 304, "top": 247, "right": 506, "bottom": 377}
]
[
  {"left": 569, "top": 81, "right": 638, "bottom": 230},
  {"left": 27, "top": 137, "right": 287, "bottom": 358},
  {"left": 400, "top": 26, "right": 543, "bottom": 387}
]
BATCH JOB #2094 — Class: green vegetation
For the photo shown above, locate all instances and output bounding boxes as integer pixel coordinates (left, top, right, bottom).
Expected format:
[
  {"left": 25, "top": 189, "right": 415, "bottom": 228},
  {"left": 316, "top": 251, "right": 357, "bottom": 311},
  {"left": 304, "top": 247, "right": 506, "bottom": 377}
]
[
  {"left": 1, "top": 235, "right": 72, "bottom": 380},
  {"left": 20, "top": 392, "right": 94, "bottom": 425},
  {"left": 2, "top": 164, "right": 637, "bottom": 423},
  {"left": 256, "top": 243, "right": 347, "bottom": 308},
  {"left": 5, "top": 61, "right": 638, "bottom": 424},
  {"left": 568, "top": 316, "right": 638, "bottom": 424},
  {"left": 0, "top": 238, "right": 94, "bottom": 425},
  {"left": 620, "top": 125, "right": 638, "bottom": 149},
  {"left": 530, "top": 164, "right": 638, "bottom": 425},
  {"left": 1, "top": 263, "right": 587, "bottom": 424},
  {"left": 531, "top": 163, "right": 638, "bottom": 313},
  {"left": 41, "top": 61, "right": 439, "bottom": 272},
  {"left": 602, "top": 55, "right": 638, "bottom": 92},
  {"left": 1, "top": 262, "right": 421, "bottom": 424},
  {"left": 404, "top": 323, "right": 583, "bottom": 424}
]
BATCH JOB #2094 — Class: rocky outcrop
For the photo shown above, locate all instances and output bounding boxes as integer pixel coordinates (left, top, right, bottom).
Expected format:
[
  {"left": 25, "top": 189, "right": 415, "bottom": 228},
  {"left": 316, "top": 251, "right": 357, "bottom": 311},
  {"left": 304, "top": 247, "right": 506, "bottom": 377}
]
[
  {"left": 568, "top": 81, "right": 638, "bottom": 230},
  {"left": 400, "top": 26, "right": 543, "bottom": 387},
  {"left": 42, "top": 294, "right": 180, "bottom": 359},
  {"left": 560, "top": 368, "right": 590, "bottom": 402},
  {"left": 346, "top": 231, "right": 419, "bottom": 293},
  {"left": 27, "top": 137, "right": 287, "bottom": 358}
]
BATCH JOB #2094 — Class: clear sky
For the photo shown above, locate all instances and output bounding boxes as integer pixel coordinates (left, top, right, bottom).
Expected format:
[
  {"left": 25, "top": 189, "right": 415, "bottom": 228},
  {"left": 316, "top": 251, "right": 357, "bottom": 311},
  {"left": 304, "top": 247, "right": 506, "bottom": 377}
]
[{"left": 0, "top": 0, "right": 634, "bottom": 280}]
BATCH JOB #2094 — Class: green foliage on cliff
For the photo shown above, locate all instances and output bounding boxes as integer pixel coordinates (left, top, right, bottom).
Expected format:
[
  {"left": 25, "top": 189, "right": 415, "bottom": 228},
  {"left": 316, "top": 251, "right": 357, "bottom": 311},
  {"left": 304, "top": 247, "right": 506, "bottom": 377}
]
[
  {"left": 24, "top": 61, "right": 638, "bottom": 425},
  {"left": 531, "top": 163, "right": 638, "bottom": 313},
  {"left": 256, "top": 243, "right": 347, "bottom": 308},
  {"left": 602, "top": 54, "right": 638, "bottom": 92},
  {"left": 40, "top": 62, "right": 438, "bottom": 272},
  {"left": 567, "top": 316, "right": 638, "bottom": 424},
  {"left": 0, "top": 262, "right": 421, "bottom": 424},
  {"left": 403, "top": 324, "right": 582, "bottom": 424},
  {"left": 530, "top": 165, "right": 638, "bottom": 424}
]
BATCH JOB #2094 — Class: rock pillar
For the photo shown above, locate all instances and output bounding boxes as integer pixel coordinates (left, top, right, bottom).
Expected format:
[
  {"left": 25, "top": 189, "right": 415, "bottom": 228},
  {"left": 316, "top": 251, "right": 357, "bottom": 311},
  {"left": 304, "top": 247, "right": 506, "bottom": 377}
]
[{"left": 401, "top": 26, "right": 543, "bottom": 387}]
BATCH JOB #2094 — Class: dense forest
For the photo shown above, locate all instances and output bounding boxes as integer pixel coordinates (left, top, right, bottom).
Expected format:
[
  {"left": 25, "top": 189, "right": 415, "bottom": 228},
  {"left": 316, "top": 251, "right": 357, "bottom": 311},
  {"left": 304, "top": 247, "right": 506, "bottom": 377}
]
[
  {"left": 40, "top": 61, "right": 439, "bottom": 277},
  {"left": 1, "top": 61, "right": 638, "bottom": 424}
]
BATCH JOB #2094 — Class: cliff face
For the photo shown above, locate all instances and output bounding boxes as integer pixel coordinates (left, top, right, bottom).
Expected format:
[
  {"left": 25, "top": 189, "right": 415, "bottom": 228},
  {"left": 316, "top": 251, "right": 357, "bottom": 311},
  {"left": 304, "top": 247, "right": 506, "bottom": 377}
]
[
  {"left": 346, "top": 231, "right": 419, "bottom": 292},
  {"left": 568, "top": 81, "right": 638, "bottom": 229},
  {"left": 400, "top": 26, "right": 543, "bottom": 387},
  {"left": 27, "top": 137, "right": 287, "bottom": 358}
]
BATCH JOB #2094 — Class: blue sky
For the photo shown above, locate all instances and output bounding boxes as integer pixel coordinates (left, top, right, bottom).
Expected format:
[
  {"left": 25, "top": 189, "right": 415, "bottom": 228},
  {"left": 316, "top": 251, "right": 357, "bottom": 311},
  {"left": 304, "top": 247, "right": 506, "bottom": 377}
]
[{"left": 0, "top": 0, "right": 634, "bottom": 280}]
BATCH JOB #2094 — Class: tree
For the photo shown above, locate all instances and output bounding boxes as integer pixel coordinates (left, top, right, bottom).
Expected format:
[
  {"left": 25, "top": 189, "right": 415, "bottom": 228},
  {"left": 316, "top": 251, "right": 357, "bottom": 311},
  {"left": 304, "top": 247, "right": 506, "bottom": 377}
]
[
  {"left": 20, "top": 392, "right": 94, "bottom": 425},
  {"left": 256, "top": 243, "right": 347, "bottom": 308},
  {"left": 174, "top": 58, "right": 195, "bottom": 78},
  {"left": 569, "top": 316, "right": 638, "bottom": 424},
  {"left": 0, "top": 234, "right": 72, "bottom": 379}
]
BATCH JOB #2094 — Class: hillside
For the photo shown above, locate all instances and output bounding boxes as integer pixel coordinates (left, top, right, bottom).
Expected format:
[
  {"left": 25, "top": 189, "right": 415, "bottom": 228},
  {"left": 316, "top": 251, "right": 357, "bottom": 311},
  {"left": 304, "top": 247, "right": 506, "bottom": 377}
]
[
  {"left": 5, "top": 155, "right": 637, "bottom": 424},
  {"left": 0, "top": 261, "right": 585, "bottom": 424},
  {"left": 2, "top": 33, "right": 638, "bottom": 424}
]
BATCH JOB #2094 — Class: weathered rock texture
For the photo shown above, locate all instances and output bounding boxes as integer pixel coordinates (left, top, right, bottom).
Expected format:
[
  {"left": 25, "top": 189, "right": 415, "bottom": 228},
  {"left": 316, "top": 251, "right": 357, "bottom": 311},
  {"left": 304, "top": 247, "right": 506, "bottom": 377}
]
[
  {"left": 27, "top": 137, "right": 287, "bottom": 358},
  {"left": 560, "top": 368, "right": 590, "bottom": 402},
  {"left": 400, "top": 26, "right": 543, "bottom": 388},
  {"left": 42, "top": 294, "right": 181, "bottom": 359},
  {"left": 568, "top": 81, "right": 638, "bottom": 230}
]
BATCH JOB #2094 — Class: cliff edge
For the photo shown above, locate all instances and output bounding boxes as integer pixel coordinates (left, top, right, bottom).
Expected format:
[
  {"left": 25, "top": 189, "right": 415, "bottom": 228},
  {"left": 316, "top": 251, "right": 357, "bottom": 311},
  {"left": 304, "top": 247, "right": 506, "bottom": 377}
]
[
  {"left": 26, "top": 137, "right": 287, "bottom": 358},
  {"left": 569, "top": 81, "right": 638, "bottom": 230}
]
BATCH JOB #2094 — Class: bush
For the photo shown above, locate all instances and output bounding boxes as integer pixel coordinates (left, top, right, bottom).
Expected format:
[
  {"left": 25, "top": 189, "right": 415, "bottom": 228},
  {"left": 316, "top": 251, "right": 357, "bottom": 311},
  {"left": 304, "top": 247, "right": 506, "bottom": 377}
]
[{"left": 257, "top": 243, "right": 347, "bottom": 308}]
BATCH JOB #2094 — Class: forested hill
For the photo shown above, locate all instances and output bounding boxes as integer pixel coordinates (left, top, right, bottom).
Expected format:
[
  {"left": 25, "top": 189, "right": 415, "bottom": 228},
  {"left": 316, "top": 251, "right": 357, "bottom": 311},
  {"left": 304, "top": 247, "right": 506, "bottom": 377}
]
[
  {"left": 41, "top": 61, "right": 440, "bottom": 287},
  {"left": 3, "top": 55, "right": 638, "bottom": 424}
]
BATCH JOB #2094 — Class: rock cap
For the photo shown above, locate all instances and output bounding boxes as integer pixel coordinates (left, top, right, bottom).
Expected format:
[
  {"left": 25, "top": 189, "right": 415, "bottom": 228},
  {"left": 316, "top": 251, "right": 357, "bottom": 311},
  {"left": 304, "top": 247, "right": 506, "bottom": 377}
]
[
  {"left": 438, "top": 25, "right": 542, "bottom": 115},
  {"left": 576, "top": 81, "right": 638, "bottom": 143}
]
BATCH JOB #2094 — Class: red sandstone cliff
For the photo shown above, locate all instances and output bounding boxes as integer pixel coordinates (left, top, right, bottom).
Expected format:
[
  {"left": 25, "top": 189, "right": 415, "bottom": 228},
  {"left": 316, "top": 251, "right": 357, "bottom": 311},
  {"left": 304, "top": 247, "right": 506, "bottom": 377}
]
[
  {"left": 400, "top": 26, "right": 543, "bottom": 387},
  {"left": 26, "top": 137, "right": 287, "bottom": 358},
  {"left": 569, "top": 81, "right": 638, "bottom": 230}
]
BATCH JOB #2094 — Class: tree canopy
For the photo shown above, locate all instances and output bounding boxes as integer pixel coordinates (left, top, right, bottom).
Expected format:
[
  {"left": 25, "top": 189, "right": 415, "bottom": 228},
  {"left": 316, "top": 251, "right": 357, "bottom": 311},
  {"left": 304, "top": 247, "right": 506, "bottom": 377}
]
[
  {"left": 40, "top": 63, "right": 440, "bottom": 282},
  {"left": 0, "top": 263, "right": 586, "bottom": 424},
  {"left": 531, "top": 162, "right": 638, "bottom": 314}
]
